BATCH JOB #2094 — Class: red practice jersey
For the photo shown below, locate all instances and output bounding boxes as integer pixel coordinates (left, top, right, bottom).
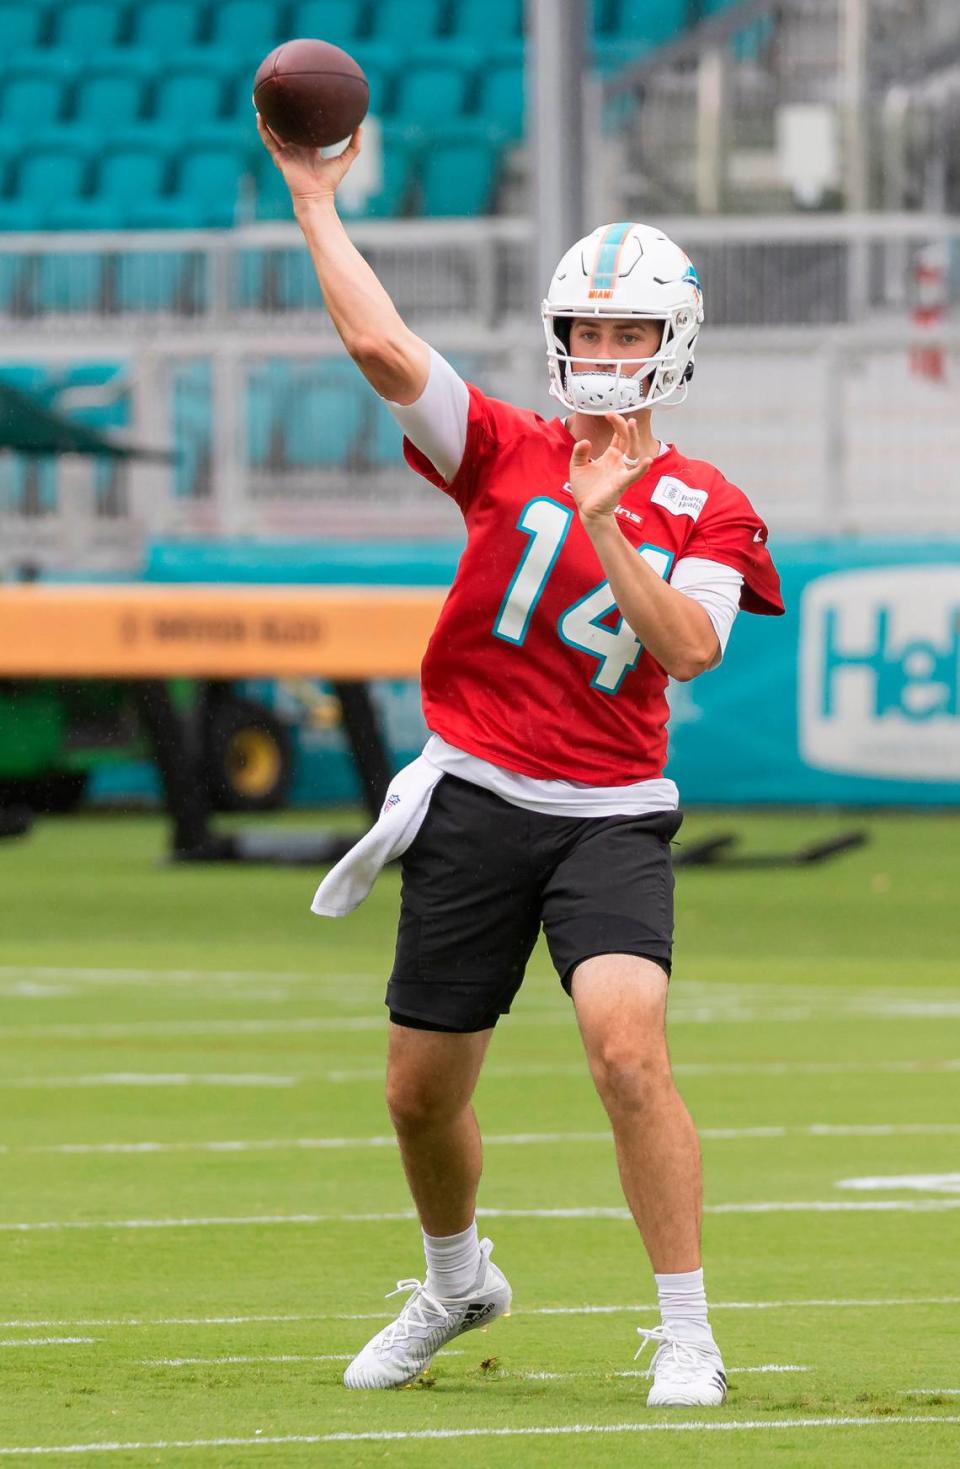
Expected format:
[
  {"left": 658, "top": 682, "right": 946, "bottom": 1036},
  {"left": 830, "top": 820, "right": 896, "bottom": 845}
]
[{"left": 405, "top": 385, "right": 784, "bottom": 786}]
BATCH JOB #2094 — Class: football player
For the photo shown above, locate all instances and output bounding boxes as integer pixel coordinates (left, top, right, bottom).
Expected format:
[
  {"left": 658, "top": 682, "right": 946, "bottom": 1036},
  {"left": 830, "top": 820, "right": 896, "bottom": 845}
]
[{"left": 259, "top": 118, "right": 784, "bottom": 1407}]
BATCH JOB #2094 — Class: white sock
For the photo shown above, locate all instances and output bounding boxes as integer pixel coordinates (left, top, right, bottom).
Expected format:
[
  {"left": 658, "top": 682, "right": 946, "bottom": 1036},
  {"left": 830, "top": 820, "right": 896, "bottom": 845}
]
[
  {"left": 423, "top": 1221, "right": 482, "bottom": 1299},
  {"left": 654, "top": 1267, "right": 716, "bottom": 1347}
]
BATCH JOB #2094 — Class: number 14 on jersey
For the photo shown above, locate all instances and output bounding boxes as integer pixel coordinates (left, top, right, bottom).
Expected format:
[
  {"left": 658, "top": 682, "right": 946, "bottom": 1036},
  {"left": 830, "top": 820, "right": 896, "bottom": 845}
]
[{"left": 493, "top": 496, "right": 673, "bottom": 694}]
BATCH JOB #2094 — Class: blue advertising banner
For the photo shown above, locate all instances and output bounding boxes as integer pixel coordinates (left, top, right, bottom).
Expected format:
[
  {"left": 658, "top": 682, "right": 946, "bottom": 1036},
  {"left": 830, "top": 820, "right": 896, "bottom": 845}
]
[
  {"left": 666, "top": 540, "right": 960, "bottom": 805},
  {"left": 108, "top": 538, "right": 959, "bottom": 809}
]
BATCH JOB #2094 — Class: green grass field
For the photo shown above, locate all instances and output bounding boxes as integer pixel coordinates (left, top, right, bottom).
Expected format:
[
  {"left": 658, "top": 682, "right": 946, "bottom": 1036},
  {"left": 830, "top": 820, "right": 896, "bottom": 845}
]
[{"left": 0, "top": 810, "right": 958, "bottom": 1466}]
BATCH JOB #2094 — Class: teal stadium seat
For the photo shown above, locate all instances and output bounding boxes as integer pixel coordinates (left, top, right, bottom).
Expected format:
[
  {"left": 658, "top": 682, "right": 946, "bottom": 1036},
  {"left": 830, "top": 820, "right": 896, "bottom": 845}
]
[
  {"left": 115, "top": 252, "right": 203, "bottom": 311},
  {"left": 233, "top": 247, "right": 271, "bottom": 309},
  {"left": 93, "top": 130, "right": 173, "bottom": 220},
  {"left": 254, "top": 151, "right": 292, "bottom": 220},
  {"left": 477, "top": 46, "right": 524, "bottom": 139},
  {"left": 394, "top": 46, "right": 475, "bottom": 128},
  {"left": 47, "top": 361, "right": 128, "bottom": 431},
  {"left": 247, "top": 359, "right": 365, "bottom": 471},
  {"left": 131, "top": 0, "right": 205, "bottom": 53},
  {"left": 0, "top": 2, "right": 50, "bottom": 54},
  {"left": 702, "top": 0, "right": 774, "bottom": 61},
  {"left": 172, "top": 128, "right": 254, "bottom": 227},
  {"left": 343, "top": 123, "right": 419, "bottom": 218},
  {"left": 52, "top": 0, "right": 127, "bottom": 53},
  {"left": 270, "top": 249, "right": 323, "bottom": 309},
  {"left": 153, "top": 52, "right": 233, "bottom": 124},
  {"left": 123, "top": 196, "right": 207, "bottom": 227},
  {"left": 209, "top": 0, "right": 284, "bottom": 53},
  {"left": 342, "top": 43, "right": 393, "bottom": 118},
  {"left": 452, "top": 0, "right": 523, "bottom": 41},
  {"left": 0, "top": 201, "right": 38, "bottom": 233},
  {"left": 35, "top": 252, "right": 104, "bottom": 310},
  {"left": 611, "top": 0, "right": 689, "bottom": 46},
  {"left": 246, "top": 359, "right": 290, "bottom": 468},
  {"left": 0, "top": 56, "right": 73, "bottom": 130},
  {"left": 370, "top": 0, "right": 444, "bottom": 44},
  {"left": 45, "top": 198, "right": 129, "bottom": 228},
  {"left": 254, "top": 122, "right": 417, "bottom": 230},
  {"left": 591, "top": 0, "right": 619, "bottom": 33},
  {"left": 172, "top": 358, "right": 212, "bottom": 497},
  {"left": 287, "top": 367, "right": 364, "bottom": 468},
  {"left": 72, "top": 54, "right": 151, "bottom": 127},
  {"left": 290, "top": 0, "right": 367, "bottom": 47},
  {"left": 418, "top": 122, "right": 504, "bottom": 216},
  {"left": 16, "top": 131, "right": 92, "bottom": 219}
]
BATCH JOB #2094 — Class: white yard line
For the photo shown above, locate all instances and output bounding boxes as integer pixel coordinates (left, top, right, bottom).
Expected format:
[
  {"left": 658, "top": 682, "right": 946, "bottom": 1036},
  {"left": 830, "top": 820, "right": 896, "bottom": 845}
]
[
  {"left": 0, "top": 1337, "right": 94, "bottom": 1348},
  {"left": 0, "top": 966, "right": 327, "bottom": 986},
  {"left": 518, "top": 1365, "right": 809, "bottom": 1380},
  {"left": 144, "top": 1351, "right": 464, "bottom": 1366},
  {"left": 5, "top": 999, "right": 960, "bottom": 1040},
  {"left": 14, "top": 1122, "right": 960, "bottom": 1157},
  {"left": 2, "top": 1297, "right": 957, "bottom": 1331},
  {"left": 0, "top": 1075, "right": 295, "bottom": 1090},
  {"left": 838, "top": 1173, "right": 960, "bottom": 1193},
  {"left": 18, "top": 1133, "right": 603, "bottom": 1156},
  {"left": 704, "top": 1200, "right": 960, "bottom": 1214},
  {"left": 326, "top": 1058, "right": 960, "bottom": 1082},
  {"left": 526, "top": 1296, "right": 960, "bottom": 1316},
  {"left": 0, "top": 967, "right": 953, "bottom": 1001},
  {"left": 10, "top": 1061, "right": 956, "bottom": 1091},
  {"left": 0, "top": 1315, "right": 326, "bottom": 1329},
  {"left": 144, "top": 1354, "right": 351, "bottom": 1366},
  {"left": 0, "top": 1018, "right": 386, "bottom": 1039},
  {"left": 2, "top": 1199, "right": 960, "bottom": 1233},
  {"left": 902, "top": 1389, "right": 960, "bottom": 1395},
  {"left": 0, "top": 1416, "right": 957, "bottom": 1454}
]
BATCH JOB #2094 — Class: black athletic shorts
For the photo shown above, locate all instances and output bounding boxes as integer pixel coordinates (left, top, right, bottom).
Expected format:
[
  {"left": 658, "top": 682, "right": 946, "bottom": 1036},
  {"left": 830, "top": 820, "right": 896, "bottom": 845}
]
[{"left": 386, "top": 774, "right": 682, "bottom": 1033}]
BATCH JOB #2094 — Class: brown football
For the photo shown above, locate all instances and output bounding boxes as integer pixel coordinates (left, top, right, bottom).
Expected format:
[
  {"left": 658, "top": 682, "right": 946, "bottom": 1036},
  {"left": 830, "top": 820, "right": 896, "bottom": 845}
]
[{"left": 253, "top": 39, "right": 369, "bottom": 149}]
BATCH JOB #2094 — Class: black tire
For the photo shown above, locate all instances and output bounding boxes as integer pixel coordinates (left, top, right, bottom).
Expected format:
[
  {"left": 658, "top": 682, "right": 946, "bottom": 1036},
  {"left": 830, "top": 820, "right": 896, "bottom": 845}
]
[
  {"left": 0, "top": 805, "right": 32, "bottom": 839},
  {"left": 11, "top": 771, "right": 90, "bottom": 814},
  {"left": 203, "top": 696, "right": 293, "bottom": 813}
]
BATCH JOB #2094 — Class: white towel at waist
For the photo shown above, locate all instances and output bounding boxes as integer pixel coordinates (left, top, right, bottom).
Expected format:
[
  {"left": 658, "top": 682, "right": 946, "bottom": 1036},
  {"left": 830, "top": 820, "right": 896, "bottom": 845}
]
[
  {"left": 311, "top": 732, "right": 679, "bottom": 918},
  {"left": 310, "top": 753, "right": 443, "bottom": 917}
]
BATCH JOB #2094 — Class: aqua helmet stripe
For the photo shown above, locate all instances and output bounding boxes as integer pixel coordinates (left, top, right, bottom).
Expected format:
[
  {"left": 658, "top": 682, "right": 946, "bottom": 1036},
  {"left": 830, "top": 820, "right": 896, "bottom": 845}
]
[{"left": 587, "top": 221, "right": 633, "bottom": 300}]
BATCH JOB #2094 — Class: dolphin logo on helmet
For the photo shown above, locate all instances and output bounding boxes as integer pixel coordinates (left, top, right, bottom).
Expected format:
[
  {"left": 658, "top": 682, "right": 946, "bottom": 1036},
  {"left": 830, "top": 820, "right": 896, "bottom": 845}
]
[{"left": 541, "top": 222, "right": 704, "bottom": 416}]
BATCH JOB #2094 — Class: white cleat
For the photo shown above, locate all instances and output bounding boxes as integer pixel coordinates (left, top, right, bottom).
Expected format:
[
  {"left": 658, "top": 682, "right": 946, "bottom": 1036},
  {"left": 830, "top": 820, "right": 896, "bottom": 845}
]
[
  {"left": 343, "top": 1237, "right": 512, "bottom": 1389},
  {"left": 636, "top": 1325, "right": 727, "bottom": 1407}
]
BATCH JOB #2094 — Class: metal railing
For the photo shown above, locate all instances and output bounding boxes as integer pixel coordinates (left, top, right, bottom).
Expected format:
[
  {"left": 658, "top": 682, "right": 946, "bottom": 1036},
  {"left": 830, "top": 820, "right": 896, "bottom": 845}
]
[
  {"left": 0, "top": 218, "right": 528, "bottom": 335},
  {"left": 1, "top": 210, "right": 957, "bottom": 574},
  {"left": 0, "top": 212, "right": 954, "bottom": 333},
  {"left": 2, "top": 323, "right": 958, "bottom": 577}
]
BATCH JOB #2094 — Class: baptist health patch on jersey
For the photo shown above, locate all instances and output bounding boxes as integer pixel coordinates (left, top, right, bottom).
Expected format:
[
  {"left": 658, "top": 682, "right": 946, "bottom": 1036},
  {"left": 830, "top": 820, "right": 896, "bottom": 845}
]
[{"left": 650, "top": 477, "right": 708, "bottom": 521}]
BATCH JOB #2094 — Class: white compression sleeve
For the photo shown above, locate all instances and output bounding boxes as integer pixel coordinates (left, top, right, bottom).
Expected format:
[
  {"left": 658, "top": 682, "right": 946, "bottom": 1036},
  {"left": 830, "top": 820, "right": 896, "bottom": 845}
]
[
  {"left": 384, "top": 346, "right": 470, "bottom": 484},
  {"left": 670, "top": 556, "right": 743, "bottom": 667}
]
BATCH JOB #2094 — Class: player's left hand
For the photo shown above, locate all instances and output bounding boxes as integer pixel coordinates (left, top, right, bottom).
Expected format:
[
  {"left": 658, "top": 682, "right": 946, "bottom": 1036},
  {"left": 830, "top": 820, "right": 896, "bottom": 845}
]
[{"left": 568, "top": 413, "right": 654, "bottom": 525}]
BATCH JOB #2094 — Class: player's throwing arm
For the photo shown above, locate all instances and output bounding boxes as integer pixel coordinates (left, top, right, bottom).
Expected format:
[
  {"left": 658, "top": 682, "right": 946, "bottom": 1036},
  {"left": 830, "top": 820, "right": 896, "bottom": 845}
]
[{"left": 256, "top": 116, "right": 430, "bottom": 404}]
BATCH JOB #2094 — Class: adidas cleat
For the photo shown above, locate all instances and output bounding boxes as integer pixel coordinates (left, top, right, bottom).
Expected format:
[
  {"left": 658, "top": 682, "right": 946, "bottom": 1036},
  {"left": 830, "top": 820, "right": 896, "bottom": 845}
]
[
  {"left": 636, "top": 1325, "right": 727, "bottom": 1407},
  {"left": 343, "top": 1236, "right": 511, "bottom": 1389}
]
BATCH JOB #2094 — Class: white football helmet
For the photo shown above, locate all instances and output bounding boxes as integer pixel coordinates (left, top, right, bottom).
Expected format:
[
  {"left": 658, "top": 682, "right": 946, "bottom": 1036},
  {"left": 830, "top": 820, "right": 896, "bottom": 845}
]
[{"left": 541, "top": 221, "right": 704, "bottom": 415}]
